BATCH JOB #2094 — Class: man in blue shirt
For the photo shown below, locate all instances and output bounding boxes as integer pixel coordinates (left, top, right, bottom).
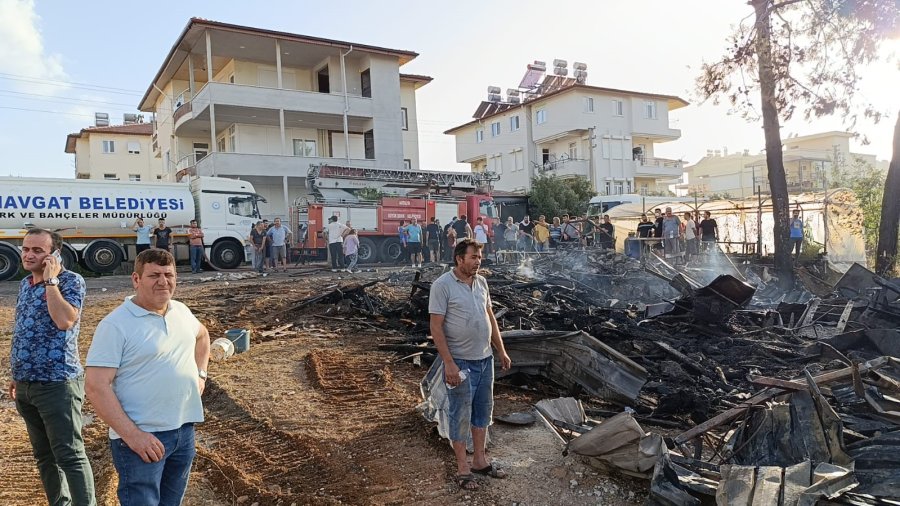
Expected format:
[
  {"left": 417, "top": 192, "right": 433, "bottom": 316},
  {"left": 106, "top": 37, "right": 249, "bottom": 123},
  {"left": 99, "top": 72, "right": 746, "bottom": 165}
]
[
  {"left": 8, "top": 228, "right": 96, "bottom": 505},
  {"left": 132, "top": 218, "right": 153, "bottom": 255},
  {"left": 406, "top": 217, "right": 424, "bottom": 268},
  {"left": 790, "top": 209, "right": 804, "bottom": 260}
]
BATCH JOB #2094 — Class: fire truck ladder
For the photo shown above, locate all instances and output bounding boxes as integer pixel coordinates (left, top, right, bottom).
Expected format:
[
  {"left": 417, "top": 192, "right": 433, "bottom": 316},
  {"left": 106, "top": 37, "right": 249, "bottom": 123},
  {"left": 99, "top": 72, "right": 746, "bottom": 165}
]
[{"left": 307, "top": 163, "right": 499, "bottom": 191}]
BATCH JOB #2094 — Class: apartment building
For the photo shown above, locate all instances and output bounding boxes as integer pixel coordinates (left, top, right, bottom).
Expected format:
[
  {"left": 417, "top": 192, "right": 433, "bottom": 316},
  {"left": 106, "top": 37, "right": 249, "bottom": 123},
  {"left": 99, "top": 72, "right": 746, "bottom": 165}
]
[
  {"left": 682, "top": 131, "right": 881, "bottom": 198},
  {"left": 445, "top": 61, "right": 688, "bottom": 195},
  {"left": 139, "top": 18, "right": 430, "bottom": 217},
  {"left": 65, "top": 122, "right": 165, "bottom": 181}
]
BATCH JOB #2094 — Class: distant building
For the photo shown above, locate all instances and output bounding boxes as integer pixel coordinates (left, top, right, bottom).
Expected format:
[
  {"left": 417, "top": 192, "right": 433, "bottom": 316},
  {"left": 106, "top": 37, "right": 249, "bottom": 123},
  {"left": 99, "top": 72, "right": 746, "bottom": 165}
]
[
  {"left": 65, "top": 122, "right": 165, "bottom": 181},
  {"left": 139, "top": 18, "right": 431, "bottom": 216},
  {"left": 445, "top": 60, "right": 689, "bottom": 195},
  {"left": 681, "top": 131, "right": 881, "bottom": 198}
]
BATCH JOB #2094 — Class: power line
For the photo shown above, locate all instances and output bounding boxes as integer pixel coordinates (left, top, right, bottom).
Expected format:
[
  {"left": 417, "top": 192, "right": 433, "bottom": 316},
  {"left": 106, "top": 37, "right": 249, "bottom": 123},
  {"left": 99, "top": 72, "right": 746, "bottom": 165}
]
[
  {"left": 0, "top": 76, "right": 143, "bottom": 96},
  {"left": 0, "top": 89, "right": 140, "bottom": 109},
  {"left": 0, "top": 105, "right": 115, "bottom": 119},
  {"left": 0, "top": 72, "right": 145, "bottom": 94}
]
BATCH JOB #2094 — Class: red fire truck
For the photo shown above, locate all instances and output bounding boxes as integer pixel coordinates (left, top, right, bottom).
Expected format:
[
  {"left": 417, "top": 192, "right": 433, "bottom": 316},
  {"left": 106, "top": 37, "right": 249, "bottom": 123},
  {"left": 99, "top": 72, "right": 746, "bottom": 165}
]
[{"left": 288, "top": 164, "right": 522, "bottom": 263}]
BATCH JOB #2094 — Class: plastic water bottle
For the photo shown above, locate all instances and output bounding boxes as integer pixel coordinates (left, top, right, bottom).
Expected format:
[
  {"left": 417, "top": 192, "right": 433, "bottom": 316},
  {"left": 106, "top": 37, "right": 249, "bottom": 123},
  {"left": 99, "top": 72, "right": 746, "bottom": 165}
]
[{"left": 446, "top": 370, "right": 468, "bottom": 390}]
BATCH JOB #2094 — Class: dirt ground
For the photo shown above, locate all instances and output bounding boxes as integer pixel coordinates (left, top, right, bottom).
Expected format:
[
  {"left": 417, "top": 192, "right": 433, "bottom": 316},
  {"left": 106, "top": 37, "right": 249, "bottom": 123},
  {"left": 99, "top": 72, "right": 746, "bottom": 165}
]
[{"left": 0, "top": 267, "right": 647, "bottom": 505}]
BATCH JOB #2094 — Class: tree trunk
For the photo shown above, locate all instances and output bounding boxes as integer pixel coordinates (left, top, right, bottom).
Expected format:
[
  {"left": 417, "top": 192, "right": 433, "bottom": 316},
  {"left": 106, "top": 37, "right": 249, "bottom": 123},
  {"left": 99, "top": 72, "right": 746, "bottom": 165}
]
[
  {"left": 753, "top": 0, "right": 793, "bottom": 288},
  {"left": 875, "top": 111, "right": 900, "bottom": 275}
]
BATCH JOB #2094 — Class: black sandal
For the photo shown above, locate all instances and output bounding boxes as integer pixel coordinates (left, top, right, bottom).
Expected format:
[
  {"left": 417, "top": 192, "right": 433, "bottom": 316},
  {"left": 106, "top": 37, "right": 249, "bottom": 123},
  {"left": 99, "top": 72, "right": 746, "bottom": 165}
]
[
  {"left": 456, "top": 473, "right": 479, "bottom": 490},
  {"left": 472, "top": 462, "right": 507, "bottom": 479}
]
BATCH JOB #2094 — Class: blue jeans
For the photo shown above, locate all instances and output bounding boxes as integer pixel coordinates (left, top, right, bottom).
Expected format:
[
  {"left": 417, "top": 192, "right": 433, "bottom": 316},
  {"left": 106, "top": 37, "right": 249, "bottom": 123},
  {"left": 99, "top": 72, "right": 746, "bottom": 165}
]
[
  {"left": 189, "top": 246, "right": 203, "bottom": 273},
  {"left": 346, "top": 253, "right": 358, "bottom": 271},
  {"left": 110, "top": 423, "right": 195, "bottom": 506},
  {"left": 446, "top": 356, "right": 494, "bottom": 442}
]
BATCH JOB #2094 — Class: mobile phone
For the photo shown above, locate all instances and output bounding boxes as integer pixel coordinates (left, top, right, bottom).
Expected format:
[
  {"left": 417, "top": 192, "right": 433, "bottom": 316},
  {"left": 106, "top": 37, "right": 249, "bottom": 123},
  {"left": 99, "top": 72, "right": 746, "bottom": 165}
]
[{"left": 51, "top": 250, "right": 62, "bottom": 263}]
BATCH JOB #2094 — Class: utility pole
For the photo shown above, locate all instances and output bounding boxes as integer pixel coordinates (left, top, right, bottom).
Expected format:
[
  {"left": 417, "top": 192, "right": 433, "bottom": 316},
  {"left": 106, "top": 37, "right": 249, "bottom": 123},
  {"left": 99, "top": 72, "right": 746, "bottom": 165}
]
[{"left": 588, "top": 126, "right": 597, "bottom": 193}]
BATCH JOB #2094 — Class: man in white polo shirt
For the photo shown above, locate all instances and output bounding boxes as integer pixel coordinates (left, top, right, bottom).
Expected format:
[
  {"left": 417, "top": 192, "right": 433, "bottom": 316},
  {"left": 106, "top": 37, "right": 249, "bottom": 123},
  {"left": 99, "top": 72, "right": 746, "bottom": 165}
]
[{"left": 85, "top": 249, "right": 210, "bottom": 506}]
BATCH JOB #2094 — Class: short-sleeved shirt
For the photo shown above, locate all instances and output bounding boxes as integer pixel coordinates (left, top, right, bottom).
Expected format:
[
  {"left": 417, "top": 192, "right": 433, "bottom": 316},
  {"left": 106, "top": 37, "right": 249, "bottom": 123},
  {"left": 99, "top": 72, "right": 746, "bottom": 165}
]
[
  {"left": 473, "top": 224, "right": 489, "bottom": 244},
  {"left": 188, "top": 227, "right": 204, "bottom": 247},
  {"left": 11, "top": 270, "right": 86, "bottom": 382},
  {"left": 598, "top": 223, "right": 615, "bottom": 245},
  {"left": 533, "top": 223, "right": 550, "bottom": 243},
  {"left": 406, "top": 224, "right": 423, "bottom": 243},
  {"left": 86, "top": 297, "right": 203, "bottom": 439},
  {"left": 790, "top": 217, "right": 804, "bottom": 239},
  {"left": 250, "top": 228, "right": 266, "bottom": 247},
  {"left": 662, "top": 216, "right": 681, "bottom": 238},
  {"left": 154, "top": 227, "right": 172, "bottom": 248},
  {"left": 699, "top": 219, "right": 718, "bottom": 240},
  {"left": 327, "top": 222, "right": 348, "bottom": 244},
  {"left": 343, "top": 234, "right": 359, "bottom": 255},
  {"left": 267, "top": 225, "right": 288, "bottom": 247},
  {"left": 503, "top": 224, "right": 518, "bottom": 242},
  {"left": 683, "top": 220, "right": 697, "bottom": 240},
  {"left": 134, "top": 225, "right": 153, "bottom": 245},
  {"left": 637, "top": 221, "right": 655, "bottom": 238},
  {"left": 518, "top": 221, "right": 535, "bottom": 235},
  {"left": 429, "top": 270, "right": 492, "bottom": 361},
  {"left": 426, "top": 224, "right": 441, "bottom": 243}
]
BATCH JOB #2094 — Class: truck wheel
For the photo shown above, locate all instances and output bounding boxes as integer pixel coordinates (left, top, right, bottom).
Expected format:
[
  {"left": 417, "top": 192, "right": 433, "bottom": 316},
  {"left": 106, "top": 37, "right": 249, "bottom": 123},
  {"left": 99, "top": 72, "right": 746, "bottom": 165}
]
[
  {"left": 210, "top": 240, "right": 243, "bottom": 270},
  {"left": 0, "top": 246, "right": 19, "bottom": 281},
  {"left": 60, "top": 247, "right": 77, "bottom": 272},
  {"left": 357, "top": 237, "right": 378, "bottom": 263},
  {"left": 83, "top": 240, "right": 124, "bottom": 274},
  {"left": 379, "top": 238, "right": 403, "bottom": 264}
]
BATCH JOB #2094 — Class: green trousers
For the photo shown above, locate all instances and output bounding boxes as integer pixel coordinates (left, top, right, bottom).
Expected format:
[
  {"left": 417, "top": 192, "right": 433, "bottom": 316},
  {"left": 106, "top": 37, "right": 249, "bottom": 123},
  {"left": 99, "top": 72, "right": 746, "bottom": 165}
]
[{"left": 15, "top": 376, "right": 97, "bottom": 506}]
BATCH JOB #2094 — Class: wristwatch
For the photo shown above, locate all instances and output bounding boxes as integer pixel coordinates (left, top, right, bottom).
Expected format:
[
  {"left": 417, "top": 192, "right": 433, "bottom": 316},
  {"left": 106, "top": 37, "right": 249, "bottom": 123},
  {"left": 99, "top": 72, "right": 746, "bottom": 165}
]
[
  {"left": 198, "top": 369, "right": 208, "bottom": 380},
  {"left": 43, "top": 277, "right": 60, "bottom": 287}
]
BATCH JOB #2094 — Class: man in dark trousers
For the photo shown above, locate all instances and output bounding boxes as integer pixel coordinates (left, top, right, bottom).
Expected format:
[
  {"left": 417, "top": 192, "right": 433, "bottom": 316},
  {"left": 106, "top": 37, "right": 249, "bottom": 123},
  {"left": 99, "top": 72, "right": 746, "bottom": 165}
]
[
  {"left": 9, "top": 228, "right": 97, "bottom": 505},
  {"left": 699, "top": 211, "right": 719, "bottom": 253}
]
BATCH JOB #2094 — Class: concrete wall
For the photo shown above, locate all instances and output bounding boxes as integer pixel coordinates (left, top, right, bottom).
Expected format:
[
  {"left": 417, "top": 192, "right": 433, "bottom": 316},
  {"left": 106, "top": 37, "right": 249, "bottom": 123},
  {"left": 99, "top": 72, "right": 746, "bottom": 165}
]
[{"left": 400, "top": 81, "right": 420, "bottom": 169}]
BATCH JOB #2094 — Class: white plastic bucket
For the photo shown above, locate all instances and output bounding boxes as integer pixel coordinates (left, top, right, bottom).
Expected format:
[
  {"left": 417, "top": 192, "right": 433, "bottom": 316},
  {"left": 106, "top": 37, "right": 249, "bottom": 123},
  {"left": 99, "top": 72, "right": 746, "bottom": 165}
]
[{"left": 211, "top": 338, "right": 235, "bottom": 362}]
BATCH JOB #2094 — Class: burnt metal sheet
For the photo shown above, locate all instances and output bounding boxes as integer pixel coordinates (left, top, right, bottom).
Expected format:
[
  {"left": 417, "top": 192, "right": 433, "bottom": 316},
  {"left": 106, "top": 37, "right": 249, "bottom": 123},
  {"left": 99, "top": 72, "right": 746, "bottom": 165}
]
[{"left": 566, "top": 411, "right": 664, "bottom": 478}]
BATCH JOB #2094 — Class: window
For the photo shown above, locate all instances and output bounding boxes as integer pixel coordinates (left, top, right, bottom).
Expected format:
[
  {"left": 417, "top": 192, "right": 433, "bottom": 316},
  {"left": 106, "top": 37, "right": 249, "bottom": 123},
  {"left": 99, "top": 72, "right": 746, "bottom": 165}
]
[
  {"left": 127, "top": 141, "right": 140, "bottom": 154},
  {"left": 476, "top": 129, "right": 484, "bottom": 143},
  {"left": 102, "top": 140, "right": 115, "bottom": 153},
  {"left": 103, "top": 173, "right": 117, "bottom": 180},
  {"left": 569, "top": 142, "right": 578, "bottom": 160},
  {"left": 228, "top": 125, "right": 236, "bottom": 152},
  {"left": 614, "top": 183, "right": 624, "bottom": 195},
  {"left": 510, "top": 115, "right": 520, "bottom": 131},
  {"left": 293, "top": 139, "right": 317, "bottom": 157},
  {"left": 228, "top": 196, "right": 256, "bottom": 218},
  {"left": 612, "top": 100, "right": 624, "bottom": 116},
  {"left": 536, "top": 109, "right": 547, "bottom": 124},
  {"left": 644, "top": 101, "right": 657, "bottom": 119},
  {"left": 364, "top": 130, "right": 375, "bottom": 159},
  {"left": 605, "top": 182, "right": 611, "bottom": 195},
  {"left": 542, "top": 149, "right": 550, "bottom": 164},
  {"left": 584, "top": 97, "right": 594, "bottom": 113},
  {"left": 156, "top": 175, "right": 163, "bottom": 180},
  {"left": 489, "top": 155, "right": 502, "bottom": 175},
  {"left": 216, "top": 136, "right": 226, "bottom": 153},
  {"left": 194, "top": 142, "right": 209, "bottom": 160},
  {"left": 640, "top": 183, "right": 649, "bottom": 196},
  {"left": 129, "top": 174, "right": 141, "bottom": 182},
  {"left": 491, "top": 122, "right": 500, "bottom": 137},
  {"left": 401, "top": 107, "right": 408, "bottom": 130},
  {"left": 228, "top": 74, "right": 235, "bottom": 84},
  {"left": 514, "top": 150, "right": 524, "bottom": 172},
  {"left": 360, "top": 69, "right": 372, "bottom": 98},
  {"left": 403, "top": 159, "right": 411, "bottom": 170}
]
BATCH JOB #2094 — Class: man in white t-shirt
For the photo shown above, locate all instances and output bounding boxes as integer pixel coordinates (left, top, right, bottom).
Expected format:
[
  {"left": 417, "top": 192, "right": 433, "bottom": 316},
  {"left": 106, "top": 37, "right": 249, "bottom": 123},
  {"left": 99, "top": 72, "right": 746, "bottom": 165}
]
[
  {"left": 85, "top": 249, "right": 210, "bottom": 506},
  {"left": 325, "top": 216, "right": 349, "bottom": 272}
]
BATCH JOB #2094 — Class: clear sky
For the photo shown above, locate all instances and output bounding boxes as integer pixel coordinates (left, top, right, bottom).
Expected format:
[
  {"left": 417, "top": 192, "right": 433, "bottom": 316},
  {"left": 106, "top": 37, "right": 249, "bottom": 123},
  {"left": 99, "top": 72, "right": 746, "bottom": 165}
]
[{"left": 1, "top": 0, "right": 897, "bottom": 179}]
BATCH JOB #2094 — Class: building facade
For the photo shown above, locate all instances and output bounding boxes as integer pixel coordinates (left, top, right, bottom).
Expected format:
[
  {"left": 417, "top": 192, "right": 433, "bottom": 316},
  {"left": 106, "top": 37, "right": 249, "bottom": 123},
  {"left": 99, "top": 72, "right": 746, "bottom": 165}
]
[
  {"left": 65, "top": 123, "right": 165, "bottom": 181},
  {"left": 446, "top": 71, "right": 688, "bottom": 195},
  {"left": 682, "top": 131, "right": 881, "bottom": 198},
  {"left": 139, "top": 18, "right": 430, "bottom": 217}
]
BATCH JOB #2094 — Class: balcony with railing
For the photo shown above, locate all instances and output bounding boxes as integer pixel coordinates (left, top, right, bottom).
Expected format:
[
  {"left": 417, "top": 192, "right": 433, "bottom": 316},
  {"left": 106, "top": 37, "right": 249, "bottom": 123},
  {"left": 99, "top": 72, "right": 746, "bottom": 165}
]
[
  {"left": 174, "top": 82, "right": 374, "bottom": 133},
  {"left": 174, "top": 151, "right": 381, "bottom": 180},
  {"left": 634, "top": 156, "right": 684, "bottom": 178},
  {"left": 536, "top": 156, "right": 590, "bottom": 179}
]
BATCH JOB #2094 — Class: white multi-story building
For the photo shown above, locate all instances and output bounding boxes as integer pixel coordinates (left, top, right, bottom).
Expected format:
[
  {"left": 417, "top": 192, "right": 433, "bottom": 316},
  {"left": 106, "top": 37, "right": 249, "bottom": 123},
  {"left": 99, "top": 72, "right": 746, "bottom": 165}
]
[
  {"left": 139, "top": 18, "right": 430, "bottom": 217},
  {"left": 65, "top": 121, "right": 165, "bottom": 181},
  {"left": 681, "top": 131, "right": 882, "bottom": 198},
  {"left": 445, "top": 61, "right": 688, "bottom": 195}
]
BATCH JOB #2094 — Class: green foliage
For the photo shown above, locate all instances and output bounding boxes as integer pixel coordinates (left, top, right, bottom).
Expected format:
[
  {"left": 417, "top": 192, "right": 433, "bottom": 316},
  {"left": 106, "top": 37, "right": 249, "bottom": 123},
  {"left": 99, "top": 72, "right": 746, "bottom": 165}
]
[
  {"left": 708, "top": 192, "right": 734, "bottom": 200},
  {"left": 831, "top": 159, "right": 886, "bottom": 258},
  {"left": 355, "top": 187, "right": 386, "bottom": 201},
  {"left": 528, "top": 175, "right": 596, "bottom": 219}
]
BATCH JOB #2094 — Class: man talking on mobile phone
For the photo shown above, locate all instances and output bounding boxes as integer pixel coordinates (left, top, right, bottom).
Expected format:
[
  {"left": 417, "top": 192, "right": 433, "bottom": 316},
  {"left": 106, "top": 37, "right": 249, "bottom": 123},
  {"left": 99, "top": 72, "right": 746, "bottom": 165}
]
[{"left": 8, "top": 228, "right": 97, "bottom": 505}]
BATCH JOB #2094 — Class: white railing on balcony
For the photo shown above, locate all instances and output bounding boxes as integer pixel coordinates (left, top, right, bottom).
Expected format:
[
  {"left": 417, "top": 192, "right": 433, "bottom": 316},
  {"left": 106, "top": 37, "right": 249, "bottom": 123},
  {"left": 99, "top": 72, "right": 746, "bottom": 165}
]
[{"left": 636, "top": 156, "right": 683, "bottom": 169}]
